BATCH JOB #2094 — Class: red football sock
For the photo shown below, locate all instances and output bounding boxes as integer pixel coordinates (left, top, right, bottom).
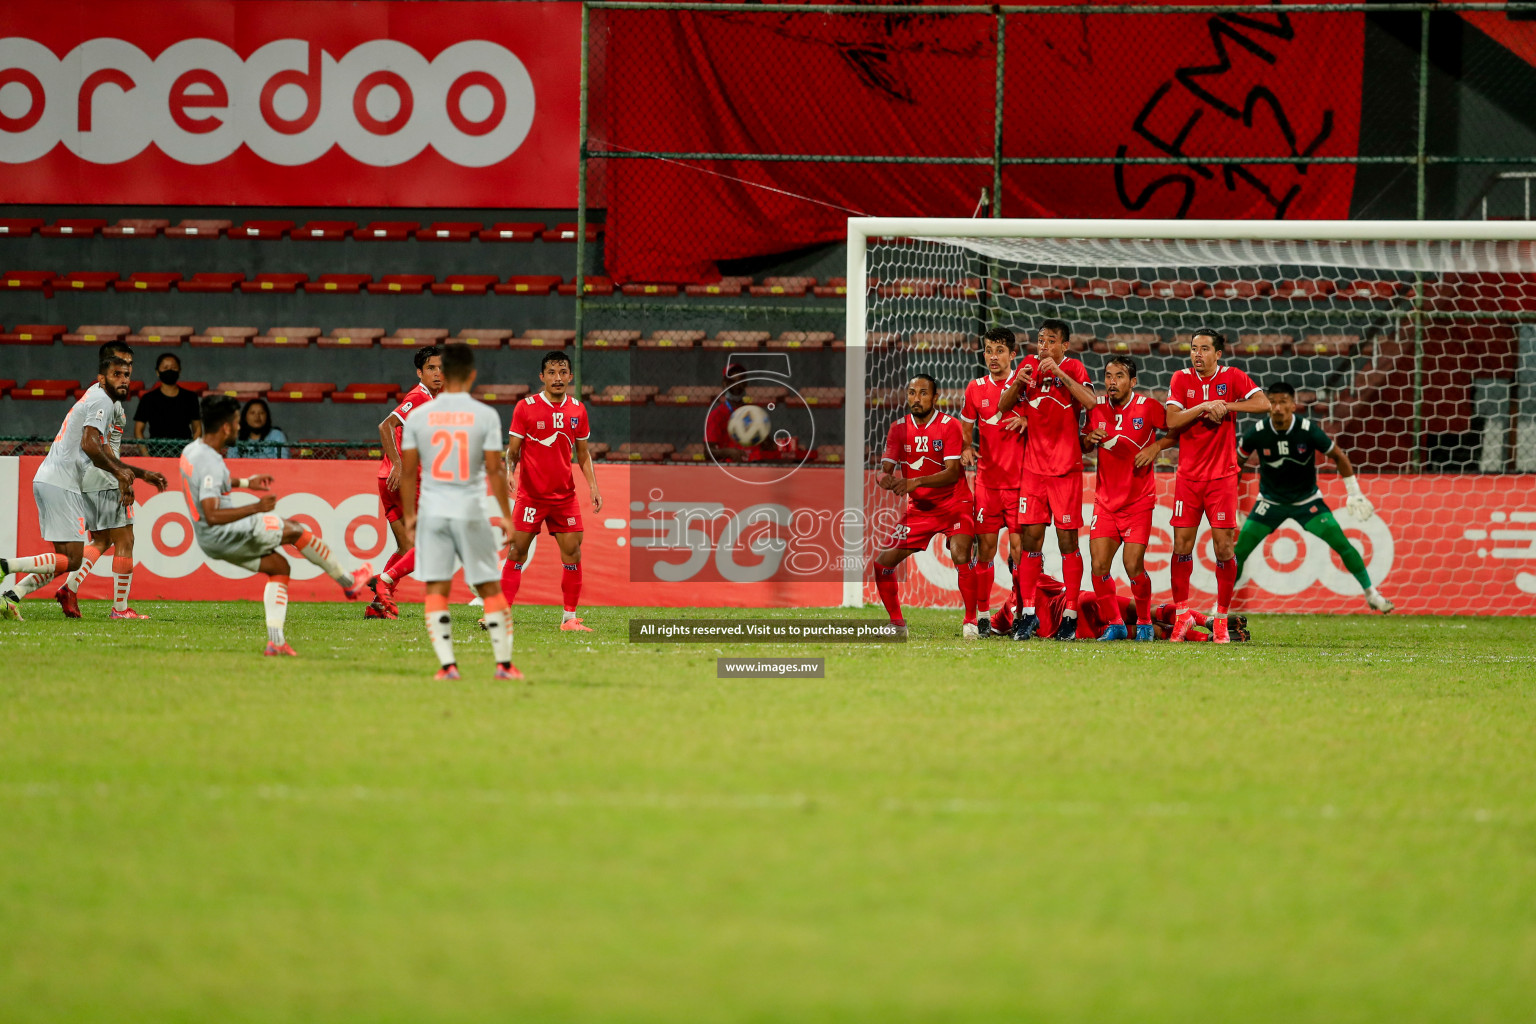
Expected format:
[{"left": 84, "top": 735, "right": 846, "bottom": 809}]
[
  {"left": 1188, "top": 608, "right": 1211, "bottom": 628},
  {"left": 380, "top": 548, "right": 406, "bottom": 579},
  {"left": 1170, "top": 553, "right": 1194, "bottom": 609},
  {"left": 382, "top": 548, "right": 415, "bottom": 585},
  {"left": 976, "top": 563, "right": 995, "bottom": 615},
  {"left": 1060, "top": 550, "right": 1084, "bottom": 616},
  {"left": 500, "top": 559, "right": 524, "bottom": 604},
  {"left": 560, "top": 562, "right": 583, "bottom": 612},
  {"left": 957, "top": 562, "right": 977, "bottom": 624},
  {"left": 1215, "top": 558, "right": 1237, "bottom": 616},
  {"left": 1186, "top": 629, "right": 1212, "bottom": 642},
  {"left": 1016, "top": 551, "right": 1044, "bottom": 613},
  {"left": 1130, "top": 572, "right": 1153, "bottom": 625},
  {"left": 874, "top": 565, "right": 904, "bottom": 626},
  {"left": 1092, "top": 573, "right": 1118, "bottom": 625}
]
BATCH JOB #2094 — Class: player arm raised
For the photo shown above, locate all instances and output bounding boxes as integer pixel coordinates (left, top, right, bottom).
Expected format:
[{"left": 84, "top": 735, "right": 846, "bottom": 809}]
[
  {"left": 1036, "top": 356, "right": 1097, "bottom": 411},
  {"left": 574, "top": 437, "right": 603, "bottom": 513},
  {"left": 378, "top": 412, "right": 405, "bottom": 491},
  {"left": 81, "top": 425, "right": 168, "bottom": 500}
]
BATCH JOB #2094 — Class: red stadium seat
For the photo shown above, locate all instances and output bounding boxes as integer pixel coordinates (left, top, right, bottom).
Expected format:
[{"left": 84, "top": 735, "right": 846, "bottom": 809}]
[
  {"left": 685, "top": 281, "right": 744, "bottom": 297},
  {"left": 1335, "top": 279, "right": 1400, "bottom": 300},
  {"left": 768, "top": 332, "right": 833, "bottom": 350},
  {"left": 253, "top": 327, "right": 322, "bottom": 349},
  {"left": 1208, "top": 280, "right": 1274, "bottom": 300},
  {"left": 63, "top": 325, "right": 130, "bottom": 346},
  {"left": 543, "top": 222, "right": 603, "bottom": 242},
  {"left": 189, "top": 326, "right": 258, "bottom": 348},
  {"left": 1, "top": 324, "right": 65, "bottom": 346},
  {"left": 60, "top": 271, "right": 120, "bottom": 292},
  {"left": 454, "top": 329, "right": 512, "bottom": 348},
  {"left": 2, "top": 270, "right": 56, "bottom": 292},
  {"left": 431, "top": 275, "right": 499, "bottom": 296},
  {"left": 657, "top": 386, "right": 717, "bottom": 407},
  {"left": 706, "top": 331, "right": 769, "bottom": 350},
  {"left": 294, "top": 221, "right": 355, "bottom": 240},
  {"left": 367, "top": 274, "right": 435, "bottom": 295},
  {"left": 1007, "top": 277, "right": 1070, "bottom": 300},
  {"left": 793, "top": 387, "right": 845, "bottom": 408},
  {"left": 231, "top": 220, "right": 293, "bottom": 240},
  {"left": 1074, "top": 278, "right": 1135, "bottom": 299},
  {"left": 10, "top": 378, "right": 78, "bottom": 399},
  {"left": 620, "top": 283, "right": 679, "bottom": 297},
  {"left": 330, "top": 383, "right": 399, "bottom": 404},
  {"left": 417, "top": 222, "right": 482, "bottom": 242},
  {"left": 814, "top": 445, "right": 845, "bottom": 463},
  {"left": 908, "top": 332, "right": 970, "bottom": 352},
  {"left": 354, "top": 221, "right": 419, "bottom": 241},
  {"left": 477, "top": 222, "right": 545, "bottom": 242},
  {"left": 241, "top": 273, "right": 309, "bottom": 294},
  {"left": 555, "top": 276, "right": 614, "bottom": 296},
  {"left": 510, "top": 329, "right": 578, "bottom": 349},
  {"left": 1275, "top": 278, "right": 1336, "bottom": 299},
  {"left": 302, "top": 274, "right": 372, "bottom": 294},
  {"left": 266, "top": 382, "right": 335, "bottom": 403},
  {"left": 637, "top": 331, "right": 699, "bottom": 350},
  {"left": 604, "top": 442, "right": 673, "bottom": 461},
  {"left": 812, "top": 277, "right": 848, "bottom": 298},
  {"left": 115, "top": 272, "right": 183, "bottom": 292},
  {"left": 128, "top": 326, "right": 194, "bottom": 344},
  {"left": 0, "top": 218, "right": 45, "bottom": 238},
  {"left": 73, "top": 380, "right": 145, "bottom": 399},
  {"left": 41, "top": 219, "right": 106, "bottom": 238},
  {"left": 589, "top": 385, "right": 659, "bottom": 406},
  {"left": 1102, "top": 331, "right": 1157, "bottom": 356},
  {"left": 494, "top": 275, "right": 563, "bottom": 296},
  {"left": 750, "top": 276, "right": 816, "bottom": 297},
  {"left": 102, "top": 218, "right": 170, "bottom": 238},
  {"left": 1139, "top": 280, "right": 1208, "bottom": 300},
  {"left": 212, "top": 381, "right": 272, "bottom": 401},
  {"left": 380, "top": 328, "right": 450, "bottom": 349},
  {"left": 669, "top": 443, "right": 709, "bottom": 463},
  {"left": 471, "top": 385, "right": 530, "bottom": 405},
  {"left": 164, "top": 219, "right": 231, "bottom": 238},
  {"left": 178, "top": 272, "right": 246, "bottom": 293},
  {"left": 579, "top": 330, "right": 637, "bottom": 350},
  {"left": 318, "top": 328, "right": 385, "bottom": 349}
]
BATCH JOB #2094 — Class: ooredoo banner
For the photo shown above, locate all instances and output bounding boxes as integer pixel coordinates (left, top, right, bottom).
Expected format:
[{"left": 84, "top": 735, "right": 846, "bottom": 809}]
[{"left": 0, "top": 0, "right": 579, "bottom": 206}]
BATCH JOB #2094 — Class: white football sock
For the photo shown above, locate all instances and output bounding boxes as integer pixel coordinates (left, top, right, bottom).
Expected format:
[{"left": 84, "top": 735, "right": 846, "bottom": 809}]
[
  {"left": 484, "top": 608, "right": 513, "bottom": 664},
  {"left": 263, "top": 580, "right": 289, "bottom": 646},
  {"left": 13, "top": 573, "right": 48, "bottom": 598},
  {"left": 114, "top": 572, "right": 132, "bottom": 612},
  {"left": 426, "top": 609, "right": 456, "bottom": 668},
  {"left": 296, "top": 532, "right": 349, "bottom": 585}
]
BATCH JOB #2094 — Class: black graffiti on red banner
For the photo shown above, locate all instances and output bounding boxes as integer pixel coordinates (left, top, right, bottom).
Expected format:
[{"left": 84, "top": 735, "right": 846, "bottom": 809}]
[{"left": 1115, "top": 10, "right": 1336, "bottom": 219}]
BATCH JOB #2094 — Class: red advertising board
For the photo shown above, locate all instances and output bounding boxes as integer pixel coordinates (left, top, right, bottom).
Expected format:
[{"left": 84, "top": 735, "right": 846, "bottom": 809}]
[{"left": 0, "top": 0, "right": 579, "bottom": 207}]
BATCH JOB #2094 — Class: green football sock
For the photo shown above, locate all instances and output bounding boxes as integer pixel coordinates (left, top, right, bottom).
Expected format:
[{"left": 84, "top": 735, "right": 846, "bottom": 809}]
[
  {"left": 1305, "top": 510, "right": 1372, "bottom": 592},
  {"left": 1232, "top": 516, "right": 1273, "bottom": 582}
]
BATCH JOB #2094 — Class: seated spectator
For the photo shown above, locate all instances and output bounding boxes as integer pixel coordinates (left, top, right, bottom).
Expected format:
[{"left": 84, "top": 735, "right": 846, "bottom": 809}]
[
  {"left": 232, "top": 398, "right": 289, "bottom": 459},
  {"left": 133, "top": 352, "right": 202, "bottom": 440}
]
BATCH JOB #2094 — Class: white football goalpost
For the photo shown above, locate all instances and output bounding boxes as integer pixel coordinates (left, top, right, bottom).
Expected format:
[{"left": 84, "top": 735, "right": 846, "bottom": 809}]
[{"left": 841, "top": 217, "right": 1536, "bottom": 609}]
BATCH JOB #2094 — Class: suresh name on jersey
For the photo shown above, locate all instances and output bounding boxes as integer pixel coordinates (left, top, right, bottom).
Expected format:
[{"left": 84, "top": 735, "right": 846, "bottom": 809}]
[
  {"left": 509, "top": 392, "right": 590, "bottom": 502},
  {"left": 35, "top": 385, "right": 118, "bottom": 493},
  {"left": 1240, "top": 416, "right": 1335, "bottom": 505},
  {"left": 1167, "top": 365, "right": 1261, "bottom": 480},
  {"left": 400, "top": 392, "right": 504, "bottom": 520}
]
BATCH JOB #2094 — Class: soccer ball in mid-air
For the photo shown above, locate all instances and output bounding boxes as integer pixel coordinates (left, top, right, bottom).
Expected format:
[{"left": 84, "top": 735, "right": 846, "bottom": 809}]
[{"left": 728, "top": 404, "right": 772, "bottom": 447}]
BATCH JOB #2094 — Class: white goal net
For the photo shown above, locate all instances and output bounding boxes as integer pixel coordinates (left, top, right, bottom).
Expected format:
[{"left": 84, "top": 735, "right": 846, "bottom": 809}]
[{"left": 842, "top": 219, "right": 1536, "bottom": 616}]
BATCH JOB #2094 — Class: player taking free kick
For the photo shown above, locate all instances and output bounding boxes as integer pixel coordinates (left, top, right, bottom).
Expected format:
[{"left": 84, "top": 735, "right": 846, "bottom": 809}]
[
  {"left": 1164, "top": 328, "right": 1271, "bottom": 643},
  {"left": 996, "top": 318, "right": 1097, "bottom": 641},
  {"left": 181, "top": 395, "right": 371, "bottom": 655},
  {"left": 368, "top": 344, "right": 445, "bottom": 618},
  {"left": 500, "top": 350, "right": 602, "bottom": 632},
  {"left": 871, "top": 374, "right": 974, "bottom": 636},
  {"left": 959, "top": 326, "right": 1026, "bottom": 638},
  {"left": 399, "top": 343, "right": 519, "bottom": 680},
  {"left": 1082, "top": 356, "right": 1172, "bottom": 642}
]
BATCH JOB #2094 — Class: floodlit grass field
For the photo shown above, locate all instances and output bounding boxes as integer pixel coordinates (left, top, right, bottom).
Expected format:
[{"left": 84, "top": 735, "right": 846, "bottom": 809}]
[{"left": 2, "top": 601, "right": 1535, "bottom": 1022}]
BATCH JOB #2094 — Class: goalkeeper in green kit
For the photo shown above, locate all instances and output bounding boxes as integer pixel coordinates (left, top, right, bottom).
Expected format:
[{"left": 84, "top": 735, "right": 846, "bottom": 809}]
[{"left": 1234, "top": 382, "right": 1395, "bottom": 613}]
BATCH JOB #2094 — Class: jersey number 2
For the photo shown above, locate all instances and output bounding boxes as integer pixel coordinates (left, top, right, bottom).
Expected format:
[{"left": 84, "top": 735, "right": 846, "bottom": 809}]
[{"left": 430, "top": 430, "right": 471, "bottom": 481}]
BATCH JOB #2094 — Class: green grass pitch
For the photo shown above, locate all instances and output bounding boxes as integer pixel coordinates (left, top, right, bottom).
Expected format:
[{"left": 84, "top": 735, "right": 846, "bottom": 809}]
[{"left": 3, "top": 602, "right": 1535, "bottom": 1022}]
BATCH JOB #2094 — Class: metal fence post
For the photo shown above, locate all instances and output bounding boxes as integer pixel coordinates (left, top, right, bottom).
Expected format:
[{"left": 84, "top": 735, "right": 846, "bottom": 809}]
[
  {"left": 992, "top": 8, "right": 1005, "bottom": 219},
  {"left": 574, "top": 1, "right": 592, "bottom": 397},
  {"left": 1409, "top": 6, "right": 1432, "bottom": 469}
]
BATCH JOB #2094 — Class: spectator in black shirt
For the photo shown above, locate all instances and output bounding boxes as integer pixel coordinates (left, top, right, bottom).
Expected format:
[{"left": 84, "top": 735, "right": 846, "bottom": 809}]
[{"left": 133, "top": 352, "right": 202, "bottom": 440}]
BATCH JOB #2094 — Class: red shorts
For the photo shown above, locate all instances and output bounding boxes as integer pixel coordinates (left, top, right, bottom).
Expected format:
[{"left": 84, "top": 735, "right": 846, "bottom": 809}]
[
  {"left": 1018, "top": 469, "right": 1084, "bottom": 530},
  {"left": 972, "top": 484, "right": 1020, "bottom": 534},
  {"left": 886, "top": 498, "right": 973, "bottom": 551},
  {"left": 1090, "top": 497, "right": 1155, "bottom": 546},
  {"left": 1171, "top": 474, "right": 1239, "bottom": 530},
  {"left": 378, "top": 477, "right": 404, "bottom": 523},
  {"left": 512, "top": 493, "right": 584, "bottom": 534}
]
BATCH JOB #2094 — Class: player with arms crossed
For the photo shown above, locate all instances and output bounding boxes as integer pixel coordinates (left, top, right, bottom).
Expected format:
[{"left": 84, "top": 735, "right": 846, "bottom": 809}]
[
  {"left": 182, "top": 395, "right": 371, "bottom": 655},
  {"left": 1165, "top": 328, "right": 1271, "bottom": 643},
  {"left": 871, "top": 374, "right": 974, "bottom": 636},
  {"left": 2, "top": 354, "right": 166, "bottom": 620},
  {"left": 367, "top": 344, "right": 445, "bottom": 618},
  {"left": 997, "top": 318, "right": 1097, "bottom": 641},
  {"left": 1082, "top": 356, "right": 1172, "bottom": 641},
  {"left": 959, "top": 327, "right": 1026, "bottom": 638},
  {"left": 500, "top": 351, "right": 603, "bottom": 631},
  {"left": 1235, "top": 382, "right": 1393, "bottom": 613},
  {"left": 399, "top": 343, "right": 519, "bottom": 680}
]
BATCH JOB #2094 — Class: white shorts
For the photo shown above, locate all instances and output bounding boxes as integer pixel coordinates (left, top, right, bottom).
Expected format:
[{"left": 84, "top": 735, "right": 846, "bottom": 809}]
[
  {"left": 195, "top": 513, "right": 286, "bottom": 572},
  {"left": 33, "top": 480, "right": 87, "bottom": 543},
  {"left": 416, "top": 514, "right": 500, "bottom": 586},
  {"left": 84, "top": 488, "right": 132, "bottom": 533}
]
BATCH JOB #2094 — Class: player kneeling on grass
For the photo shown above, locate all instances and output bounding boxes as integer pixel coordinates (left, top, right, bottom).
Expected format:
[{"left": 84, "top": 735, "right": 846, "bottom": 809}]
[
  {"left": 181, "top": 395, "right": 371, "bottom": 656},
  {"left": 871, "top": 374, "right": 974, "bottom": 637},
  {"left": 1082, "top": 356, "right": 1173, "bottom": 642},
  {"left": 1236, "top": 382, "right": 1393, "bottom": 613},
  {"left": 399, "top": 343, "right": 520, "bottom": 681}
]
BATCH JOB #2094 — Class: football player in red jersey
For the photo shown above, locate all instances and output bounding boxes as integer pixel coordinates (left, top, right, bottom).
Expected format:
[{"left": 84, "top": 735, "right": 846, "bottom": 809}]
[
  {"left": 500, "top": 350, "right": 603, "bottom": 631},
  {"left": 1165, "top": 328, "right": 1270, "bottom": 643},
  {"left": 959, "top": 327, "right": 1026, "bottom": 637},
  {"left": 997, "top": 318, "right": 1097, "bottom": 641},
  {"left": 1082, "top": 356, "right": 1172, "bottom": 642},
  {"left": 871, "top": 375, "right": 974, "bottom": 637},
  {"left": 367, "top": 345, "right": 444, "bottom": 618}
]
